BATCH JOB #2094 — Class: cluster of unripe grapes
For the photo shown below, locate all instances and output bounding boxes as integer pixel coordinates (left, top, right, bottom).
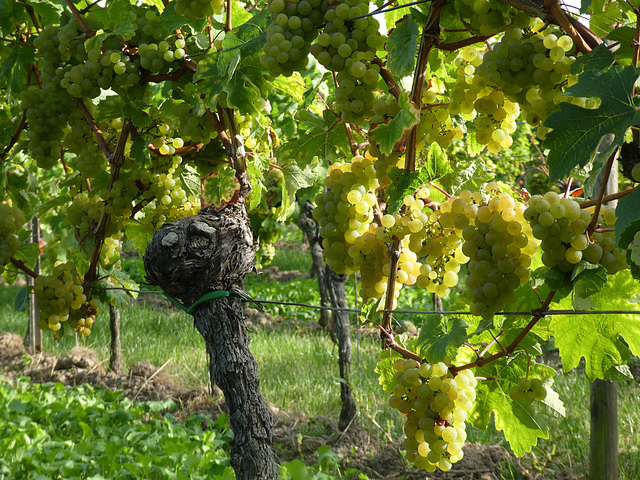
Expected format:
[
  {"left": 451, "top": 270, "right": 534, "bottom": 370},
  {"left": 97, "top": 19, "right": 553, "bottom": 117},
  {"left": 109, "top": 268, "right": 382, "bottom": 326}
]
[
  {"left": 475, "top": 21, "right": 578, "bottom": 139},
  {"left": 525, "top": 192, "right": 627, "bottom": 275},
  {"left": 175, "top": 0, "right": 224, "bottom": 18},
  {"left": 172, "top": 102, "right": 219, "bottom": 144},
  {"left": 458, "top": 185, "right": 539, "bottom": 319},
  {"left": 0, "top": 204, "right": 26, "bottom": 275},
  {"left": 34, "top": 262, "right": 97, "bottom": 336},
  {"left": 386, "top": 358, "right": 477, "bottom": 472},
  {"left": 509, "top": 378, "right": 547, "bottom": 403},
  {"left": 262, "top": 0, "right": 325, "bottom": 76},
  {"left": 455, "top": 0, "right": 523, "bottom": 36},
  {"left": 310, "top": 0, "right": 386, "bottom": 123}
]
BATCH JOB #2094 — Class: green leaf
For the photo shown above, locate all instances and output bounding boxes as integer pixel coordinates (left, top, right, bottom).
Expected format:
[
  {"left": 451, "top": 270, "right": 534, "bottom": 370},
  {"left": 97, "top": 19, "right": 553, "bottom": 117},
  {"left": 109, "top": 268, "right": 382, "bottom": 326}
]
[
  {"left": 274, "top": 162, "right": 316, "bottom": 221},
  {"left": 369, "top": 92, "right": 420, "bottom": 155},
  {"left": 271, "top": 72, "right": 306, "bottom": 104},
  {"left": 416, "top": 315, "right": 470, "bottom": 363},
  {"left": 14, "top": 286, "right": 28, "bottom": 313},
  {"left": 615, "top": 186, "right": 640, "bottom": 249},
  {"left": 543, "top": 65, "right": 640, "bottom": 181},
  {"left": 571, "top": 263, "right": 607, "bottom": 298},
  {"left": 203, "top": 166, "right": 240, "bottom": 207},
  {"left": 386, "top": 16, "right": 419, "bottom": 78},
  {"left": 301, "top": 72, "right": 331, "bottom": 109},
  {"left": 473, "top": 360, "right": 557, "bottom": 457},
  {"left": 1, "top": 45, "right": 34, "bottom": 96},
  {"left": 551, "top": 270, "right": 640, "bottom": 379},
  {"left": 570, "top": 44, "right": 616, "bottom": 75},
  {"left": 276, "top": 110, "right": 350, "bottom": 165}
]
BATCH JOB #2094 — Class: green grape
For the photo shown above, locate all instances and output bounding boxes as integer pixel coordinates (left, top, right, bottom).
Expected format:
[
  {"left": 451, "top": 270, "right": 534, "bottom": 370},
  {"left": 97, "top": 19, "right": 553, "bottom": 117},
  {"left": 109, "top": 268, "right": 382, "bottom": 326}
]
[
  {"left": 509, "top": 377, "right": 547, "bottom": 403},
  {"left": 175, "top": 0, "right": 224, "bottom": 18},
  {"left": 632, "top": 163, "right": 640, "bottom": 183}
]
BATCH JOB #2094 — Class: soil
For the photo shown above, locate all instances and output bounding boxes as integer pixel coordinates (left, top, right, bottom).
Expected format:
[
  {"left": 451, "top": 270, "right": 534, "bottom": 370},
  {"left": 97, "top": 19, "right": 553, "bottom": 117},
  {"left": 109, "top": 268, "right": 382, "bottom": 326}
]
[{"left": 0, "top": 327, "right": 517, "bottom": 480}]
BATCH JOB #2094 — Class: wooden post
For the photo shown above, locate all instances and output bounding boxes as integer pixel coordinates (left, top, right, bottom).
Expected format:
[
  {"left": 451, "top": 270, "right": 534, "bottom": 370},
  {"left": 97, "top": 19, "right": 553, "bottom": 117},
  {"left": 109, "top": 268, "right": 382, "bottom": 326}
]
[
  {"left": 26, "top": 218, "right": 42, "bottom": 353},
  {"left": 590, "top": 149, "right": 618, "bottom": 480}
]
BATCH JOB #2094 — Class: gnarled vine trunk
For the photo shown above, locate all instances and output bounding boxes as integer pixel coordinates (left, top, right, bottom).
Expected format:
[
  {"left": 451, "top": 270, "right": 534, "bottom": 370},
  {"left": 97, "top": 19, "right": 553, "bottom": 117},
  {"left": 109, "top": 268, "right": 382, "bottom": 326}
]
[
  {"left": 109, "top": 304, "right": 123, "bottom": 374},
  {"left": 326, "top": 266, "right": 357, "bottom": 431},
  {"left": 298, "top": 201, "right": 332, "bottom": 330},
  {"left": 143, "top": 203, "right": 278, "bottom": 480}
]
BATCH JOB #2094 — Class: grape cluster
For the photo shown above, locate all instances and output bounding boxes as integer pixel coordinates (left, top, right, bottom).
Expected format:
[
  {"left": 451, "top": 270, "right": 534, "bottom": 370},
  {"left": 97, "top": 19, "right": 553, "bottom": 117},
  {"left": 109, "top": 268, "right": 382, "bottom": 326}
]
[
  {"left": 175, "top": 0, "right": 224, "bottom": 18},
  {"left": 509, "top": 378, "right": 547, "bottom": 403},
  {"left": 34, "top": 262, "right": 97, "bottom": 336},
  {"left": 65, "top": 108, "right": 108, "bottom": 179},
  {"left": 314, "top": 154, "right": 382, "bottom": 274},
  {"left": 455, "top": 0, "right": 524, "bottom": 36},
  {"left": 0, "top": 204, "right": 26, "bottom": 275},
  {"left": 19, "top": 85, "right": 72, "bottom": 169},
  {"left": 460, "top": 184, "right": 538, "bottom": 319},
  {"left": 310, "top": 0, "right": 387, "bottom": 123},
  {"left": 172, "top": 102, "right": 219, "bottom": 144},
  {"left": 386, "top": 358, "right": 477, "bottom": 472},
  {"left": 525, "top": 192, "right": 627, "bottom": 275},
  {"left": 262, "top": 0, "right": 325, "bottom": 76},
  {"left": 475, "top": 21, "right": 579, "bottom": 139}
]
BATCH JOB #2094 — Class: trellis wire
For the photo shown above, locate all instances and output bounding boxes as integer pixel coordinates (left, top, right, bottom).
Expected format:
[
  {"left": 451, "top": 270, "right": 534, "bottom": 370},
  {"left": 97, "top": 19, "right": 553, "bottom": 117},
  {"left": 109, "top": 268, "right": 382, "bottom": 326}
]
[{"left": 93, "top": 286, "right": 640, "bottom": 317}]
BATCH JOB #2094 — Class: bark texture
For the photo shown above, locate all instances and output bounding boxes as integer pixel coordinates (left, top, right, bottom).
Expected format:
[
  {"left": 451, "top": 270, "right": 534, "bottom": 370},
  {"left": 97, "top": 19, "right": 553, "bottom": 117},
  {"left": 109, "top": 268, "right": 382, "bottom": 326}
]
[
  {"left": 298, "top": 201, "right": 332, "bottom": 330},
  {"left": 326, "top": 266, "right": 357, "bottom": 431},
  {"left": 109, "top": 304, "right": 123, "bottom": 374},
  {"left": 143, "top": 203, "right": 278, "bottom": 480}
]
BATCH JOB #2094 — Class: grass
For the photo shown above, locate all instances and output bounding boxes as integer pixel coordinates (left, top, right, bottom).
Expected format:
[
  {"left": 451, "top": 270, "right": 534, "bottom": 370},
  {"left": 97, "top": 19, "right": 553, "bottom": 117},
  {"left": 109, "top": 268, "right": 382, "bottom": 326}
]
[{"left": 2, "top": 258, "right": 640, "bottom": 479}]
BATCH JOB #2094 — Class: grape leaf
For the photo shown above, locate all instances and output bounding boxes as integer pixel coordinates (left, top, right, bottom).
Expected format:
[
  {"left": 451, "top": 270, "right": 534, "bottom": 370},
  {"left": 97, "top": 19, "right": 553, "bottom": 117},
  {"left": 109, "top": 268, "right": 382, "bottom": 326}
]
[
  {"left": 14, "top": 287, "right": 28, "bottom": 313},
  {"left": 416, "top": 315, "right": 470, "bottom": 363},
  {"left": 301, "top": 72, "right": 331, "bottom": 109},
  {"left": 274, "top": 162, "right": 317, "bottom": 221},
  {"left": 570, "top": 44, "right": 616, "bottom": 74},
  {"left": 550, "top": 270, "right": 640, "bottom": 379},
  {"left": 571, "top": 263, "right": 607, "bottom": 298},
  {"left": 473, "top": 360, "right": 556, "bottom": 457},
  {"left": 1, "top": 44, "right": 34, "bottom": 96},
  {"left": 386, "top": 15, "right": 419, "bottom": 78},
  {"left": 276, "top": 110, "right": 350, "bottom": 165},
  {"left": 369, "top": 92, "right": 420, "bottom": 155},
  {"left": 615, "top": 186, "right": 640, "bottom": 249},
  {"left": 543, "top": 65, "right": 640, "bottom": 181},
  {"left": 193, "top": 10, "right": 269, "bottom": 116},
  {"left": 271, "top": 73, "right": 306, "bottom": 104},
  {"left": 203, "top": 166, "right": 240, "bottom": 207}
]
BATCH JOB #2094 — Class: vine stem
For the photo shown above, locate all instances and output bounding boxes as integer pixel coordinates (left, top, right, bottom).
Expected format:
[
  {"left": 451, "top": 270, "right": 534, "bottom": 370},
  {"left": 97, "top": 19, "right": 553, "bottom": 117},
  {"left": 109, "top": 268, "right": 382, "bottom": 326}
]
[
  {"left": 372, "top": 57, "right": 401, "bottom": 100},
  {"left": 544, "top": 0, "right": 590, "bottom": 52},
  {"left": 76, "top": 98, "right": 112, "bottom": 159},
  {"left": 10, "top": 257, "right": 38, "bottom": 279},
  {"left": 380, "top": 239, "right": 401, "bottom": 341},
  {"left": 64, "top": 0, "right": 93, "bottom": 37},
  {"left": 1, "top": 110, "right": 27, "bottom": 162},
  {"left": 579, "top": 186, "right": 635, "bottom": 208},
  {"left": 84, "top": 120, "right": 132, "bottom": 289},
  {"left": 451, "top": 290, "right": 556, "bottom": 374},
  {"left": 587, "top": 147, "right": 619, "bottom": 236}
]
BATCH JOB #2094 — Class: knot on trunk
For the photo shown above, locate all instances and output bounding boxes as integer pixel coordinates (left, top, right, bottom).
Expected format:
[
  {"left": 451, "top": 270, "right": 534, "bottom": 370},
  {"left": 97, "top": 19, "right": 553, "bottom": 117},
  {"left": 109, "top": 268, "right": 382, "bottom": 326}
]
[{"left": 143, "top": 203, "right": 255, "bottom": 306}]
